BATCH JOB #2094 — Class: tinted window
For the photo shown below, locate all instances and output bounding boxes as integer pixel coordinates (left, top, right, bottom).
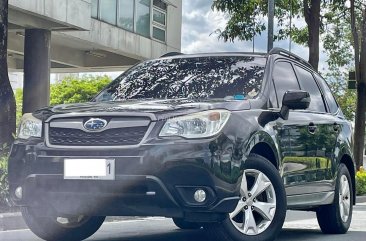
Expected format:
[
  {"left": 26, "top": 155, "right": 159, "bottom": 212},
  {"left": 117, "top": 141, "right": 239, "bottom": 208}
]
[
  {"left": 118, "top": 0, "right": 134, "bottom": 31},
  {"left": 272, "top": 62, "right": 300, "bottom": 107},
  {"left": 135, "top": 0, "right": 151, "bottom": 37},
  {"left": 95, "top": 56, "right": 267, "bottom": 101},
  {"left": 91, "top": 0, "right": 98, "bottom": 18},
  {"left": 153, "top": 9, "right": 166, "bottom": 25},
  {"left": 315, "top": 74, "right": 339, "bottom": 113},
  {"left": 100, "top": 0, "right": 117, "bottom": 25},
  {"left": 294, "top": 65, "right": 326, "bottom": 112}
]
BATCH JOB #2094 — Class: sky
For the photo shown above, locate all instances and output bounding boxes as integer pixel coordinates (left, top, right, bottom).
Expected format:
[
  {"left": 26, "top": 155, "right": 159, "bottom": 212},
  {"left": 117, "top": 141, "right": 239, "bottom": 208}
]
[
  {"left": 11, "top": 1, "right": 330, "bottom": 89},
  {"left": 180, "top": 0, "right": 329, "bottom": 72}
]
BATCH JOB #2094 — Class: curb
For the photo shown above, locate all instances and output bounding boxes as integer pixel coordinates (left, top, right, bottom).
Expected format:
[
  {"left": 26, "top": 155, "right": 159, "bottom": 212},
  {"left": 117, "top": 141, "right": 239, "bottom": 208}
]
[
  {"left": 1, "top": 197, "right": 366, "bottom": 231},
  {"left": 357, "top": 195, "right": 366, "bottom": 203},
  {"left": 0, "top": 212, "right": 26, "bottom": 231}
]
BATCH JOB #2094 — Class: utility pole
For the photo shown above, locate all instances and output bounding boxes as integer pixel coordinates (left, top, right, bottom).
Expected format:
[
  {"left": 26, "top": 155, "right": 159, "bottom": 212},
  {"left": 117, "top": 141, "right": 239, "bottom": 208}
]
[{"left": 267, "top": 0, "right": 275, "bottom": 52}]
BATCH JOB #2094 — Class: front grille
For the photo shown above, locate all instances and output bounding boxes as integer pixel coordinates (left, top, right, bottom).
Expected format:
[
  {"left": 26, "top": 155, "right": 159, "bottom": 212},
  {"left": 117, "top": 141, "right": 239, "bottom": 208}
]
[{"left": 48, "top": 126, "right": 149, "bottom": 146}]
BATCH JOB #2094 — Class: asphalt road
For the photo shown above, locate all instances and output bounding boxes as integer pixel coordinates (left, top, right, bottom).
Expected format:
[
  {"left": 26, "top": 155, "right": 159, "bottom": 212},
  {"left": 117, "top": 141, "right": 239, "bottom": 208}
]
[{"left": 1, "top": 203, "right": 365, "bottom": 241}]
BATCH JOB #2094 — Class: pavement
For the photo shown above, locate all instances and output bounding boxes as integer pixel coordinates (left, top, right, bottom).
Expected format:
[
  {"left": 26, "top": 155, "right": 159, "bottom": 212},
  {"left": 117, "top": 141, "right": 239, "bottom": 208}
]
[
  {"left": 0, "top": 200, "right": 366, "bottom": 241},
  {"left": 1, "top": 196, "right": 365, "bottom": 232},
  {"left": 0, "top": 201, "right": 366, "bottom": 241}
]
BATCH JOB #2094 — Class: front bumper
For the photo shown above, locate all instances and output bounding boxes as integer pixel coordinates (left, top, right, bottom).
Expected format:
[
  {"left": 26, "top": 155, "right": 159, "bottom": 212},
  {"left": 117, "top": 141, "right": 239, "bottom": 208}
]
[{"left": 9, "top": 137, "right": 242, "bottom": 221}]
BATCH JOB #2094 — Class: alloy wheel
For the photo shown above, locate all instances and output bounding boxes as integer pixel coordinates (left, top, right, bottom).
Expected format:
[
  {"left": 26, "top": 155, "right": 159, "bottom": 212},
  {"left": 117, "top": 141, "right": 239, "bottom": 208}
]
[
  {"left": 339, "top": 174, "right": 351, "bottom": 223},
  {"left": 230, "top": 169, "right": 276, "bottom": 235}
]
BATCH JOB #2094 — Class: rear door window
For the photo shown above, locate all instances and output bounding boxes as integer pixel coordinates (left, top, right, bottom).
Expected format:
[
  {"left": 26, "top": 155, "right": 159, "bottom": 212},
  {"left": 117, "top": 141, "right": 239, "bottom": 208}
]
[
  {"left": 272, "top": 61, "right": 300, "bottom": 107},
  {"left": 294, "top": 65, "right": 326, "bottom": 113}
]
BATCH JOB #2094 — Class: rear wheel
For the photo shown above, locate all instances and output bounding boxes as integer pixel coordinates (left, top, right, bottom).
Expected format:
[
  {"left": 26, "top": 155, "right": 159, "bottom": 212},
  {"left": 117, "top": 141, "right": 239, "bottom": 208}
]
[
  {"left": 21, "top": 207, "right": 105, "bottom": 241},
  {"left": 205, "top": 155, "right": 286, "bottom": 241},
  {"left": 172, "top": 218, "right": 202, "bottom": 229},
  {"left": 316, "top": 163, "right": 353, "bottom": 234}
]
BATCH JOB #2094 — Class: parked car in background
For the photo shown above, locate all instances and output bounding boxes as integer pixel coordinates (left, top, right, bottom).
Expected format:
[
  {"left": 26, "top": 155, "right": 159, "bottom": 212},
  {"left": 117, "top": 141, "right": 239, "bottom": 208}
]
[{"left": 9, "top": 48, "right": 355, "bottom": 241}]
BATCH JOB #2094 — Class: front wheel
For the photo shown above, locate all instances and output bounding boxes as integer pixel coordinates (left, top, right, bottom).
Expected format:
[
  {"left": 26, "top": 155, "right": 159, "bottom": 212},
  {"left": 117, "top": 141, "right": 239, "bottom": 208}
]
[
  {"left": 205, "top": 154, "right": 287, "bottom": 241},
  {"left": 316, "top": 163, "right": 353, "bottom": 234},
  {"left": 21, "top": 207, "right": 105, "bottom": 241}
]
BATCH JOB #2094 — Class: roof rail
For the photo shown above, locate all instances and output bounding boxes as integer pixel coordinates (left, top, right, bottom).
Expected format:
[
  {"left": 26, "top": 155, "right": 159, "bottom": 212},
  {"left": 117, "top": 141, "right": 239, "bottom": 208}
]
[
  {"left": 269, "top": 47, "right": 313, "bottom": 69},
  {"left": 160, "top": 52, "right": 184, "bottom": 58}
]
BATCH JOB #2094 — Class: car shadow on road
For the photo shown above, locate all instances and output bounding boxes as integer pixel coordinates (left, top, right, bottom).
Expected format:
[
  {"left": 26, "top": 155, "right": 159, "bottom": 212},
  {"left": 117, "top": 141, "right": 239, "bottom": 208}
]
[
  {"left": 92, "top": 229, "right": 207, "bottom": 241},
  {"left": 92, "top": 228, "right": 366, "bottom": 241},
  {"left": 278, "top": 228, "right": 366, "bottom": 241}
]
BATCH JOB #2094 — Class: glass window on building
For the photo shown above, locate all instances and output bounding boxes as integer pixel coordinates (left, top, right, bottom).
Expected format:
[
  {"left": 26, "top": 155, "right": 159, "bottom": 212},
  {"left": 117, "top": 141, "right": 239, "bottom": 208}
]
[
  {"left": 100, "top": 0, "right": 117, "bottom": 25},
  {"left": 152, "top": 0, "right": 166, "bottom": 42},
  {"left": 118, "top": 0, "right": 134, "bottom": 31},
  {"left": 153, "top": 26, "right": 165, "bottom": 42},
  {"left": 91, "top": 0, "right": 99, "bottom": 18},
  {"left": 153, "top": 0, "right": 167, "bottom": 10},
  {"left": 135, "top": 0, "right": 151, "bottom": 37},
  {"left": 153, "top": 9, "right": 165, "bottom": 25}
]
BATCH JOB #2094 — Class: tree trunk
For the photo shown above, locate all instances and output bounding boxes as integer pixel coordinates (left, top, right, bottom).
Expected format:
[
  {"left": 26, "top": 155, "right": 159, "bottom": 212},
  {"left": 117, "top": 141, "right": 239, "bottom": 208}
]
[
  {"left": 353, "top": 7, "right": 366, "bottom": 170},
  {"left": 0, "top": 0, "right": 16, "bottom": 153},
  {"left": 304, "top": 0, "right": 321, "bottom": 71}
]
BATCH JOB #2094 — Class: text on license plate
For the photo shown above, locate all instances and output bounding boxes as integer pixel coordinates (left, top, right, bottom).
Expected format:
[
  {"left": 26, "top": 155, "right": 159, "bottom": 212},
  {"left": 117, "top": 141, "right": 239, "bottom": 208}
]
[{"left": 64, "top": 158, "right": 115, "bottom": 180}]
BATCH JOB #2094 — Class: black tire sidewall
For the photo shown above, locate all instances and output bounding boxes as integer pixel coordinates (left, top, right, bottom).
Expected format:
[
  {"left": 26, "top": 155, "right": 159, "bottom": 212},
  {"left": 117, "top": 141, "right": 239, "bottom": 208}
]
[
  {"left": 21, "top": 207, "right": 105, "bottom": 241},
  {"left": 220, "top": 155, "right": 287, "bottom": 241},
  {"left": 172, "top": 218, "right": 202, "bottom": 229}
]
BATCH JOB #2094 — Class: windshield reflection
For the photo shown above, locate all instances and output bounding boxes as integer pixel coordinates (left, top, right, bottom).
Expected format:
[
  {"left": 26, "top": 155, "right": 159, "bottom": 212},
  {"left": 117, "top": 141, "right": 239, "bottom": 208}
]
[{"left": 95, "top": 56, "right": 267, "bottom": 101}]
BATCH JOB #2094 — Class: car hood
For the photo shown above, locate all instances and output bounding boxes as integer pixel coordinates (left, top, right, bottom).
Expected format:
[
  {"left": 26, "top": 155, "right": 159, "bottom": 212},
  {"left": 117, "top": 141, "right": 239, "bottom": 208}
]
[{"left": 33, "top": 98, "right": 251, "bottom": 121}]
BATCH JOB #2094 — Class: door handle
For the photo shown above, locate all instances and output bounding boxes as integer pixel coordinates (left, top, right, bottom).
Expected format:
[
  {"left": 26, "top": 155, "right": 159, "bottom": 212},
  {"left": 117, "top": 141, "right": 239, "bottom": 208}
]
[
  {"left": 308, "top": 122, "right": 317, "bottom": 134},
  {"left": 333, "top": 123, "right": 340, "bottom": 132}
]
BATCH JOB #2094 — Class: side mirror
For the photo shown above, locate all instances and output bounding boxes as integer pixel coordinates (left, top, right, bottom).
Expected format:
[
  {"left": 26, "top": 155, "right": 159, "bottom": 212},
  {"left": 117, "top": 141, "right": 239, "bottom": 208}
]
[{"left": 280, "top": 90, "right": 311, "bottom": 120}]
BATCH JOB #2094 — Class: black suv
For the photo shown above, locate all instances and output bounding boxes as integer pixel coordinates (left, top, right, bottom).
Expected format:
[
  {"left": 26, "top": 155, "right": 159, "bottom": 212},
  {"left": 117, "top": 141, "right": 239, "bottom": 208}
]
[{"left": 9, "top": 48, "right": 355, "bottom": 241}]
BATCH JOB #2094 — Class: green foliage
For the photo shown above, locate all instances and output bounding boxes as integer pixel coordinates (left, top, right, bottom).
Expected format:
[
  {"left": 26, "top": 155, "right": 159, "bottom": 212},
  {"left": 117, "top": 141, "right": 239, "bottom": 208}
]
[
  {"left": 356, "top": 167, "right": 366, "bottom": 195},
  {"left": 15, "top": 89, "right": 23, "bottom": 126},
  {"left": 326, "top": 70, "right": 356, "bottom": 121},
  {"left": 0, "top": 149, "right": 9, "bottom": 209},
  {"left": 211, "top": 0, "right": 304, "bottom": 43},
  {"left": 15, "top": 75, "right": 112, "bottom": 124},
  {"left": 50, "top": 75, "right": 112, "bottom": 105}
]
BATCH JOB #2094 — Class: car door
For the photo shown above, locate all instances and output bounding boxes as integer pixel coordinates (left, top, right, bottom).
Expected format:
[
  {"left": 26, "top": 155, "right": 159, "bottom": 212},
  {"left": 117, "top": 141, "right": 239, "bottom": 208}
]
[
  {"left": 313, "top": 73, "right": 345, "bottom": 185},
  {"left": 271, "top": 61, "right": 333, "bottom": 196}
]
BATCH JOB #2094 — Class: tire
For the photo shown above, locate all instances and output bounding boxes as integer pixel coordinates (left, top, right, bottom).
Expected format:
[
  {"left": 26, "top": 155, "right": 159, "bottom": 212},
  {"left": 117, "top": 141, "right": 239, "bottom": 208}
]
[
  {"left": 172, "top": 218, "right": 202, "bottom": 229},
  {"left": 316, "top": 163, "right": 353, "bottom": 234},
  {"left": 21, "top": 207, "right": 105, "bottom": 241},
  {"left": 205, "top": 154, "right": 287, "bottom": 241}
]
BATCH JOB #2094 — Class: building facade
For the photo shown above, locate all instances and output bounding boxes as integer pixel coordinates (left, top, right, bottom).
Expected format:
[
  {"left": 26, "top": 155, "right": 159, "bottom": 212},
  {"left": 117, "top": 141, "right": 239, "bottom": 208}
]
[{"left": 7, "top": 0, "right": 182, "bottom": 112}]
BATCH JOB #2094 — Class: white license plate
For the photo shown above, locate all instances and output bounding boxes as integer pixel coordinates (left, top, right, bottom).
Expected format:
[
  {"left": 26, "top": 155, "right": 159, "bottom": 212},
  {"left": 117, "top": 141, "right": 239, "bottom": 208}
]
[{"left": 64, "top": 159, "right": 115, "bottom": 180}]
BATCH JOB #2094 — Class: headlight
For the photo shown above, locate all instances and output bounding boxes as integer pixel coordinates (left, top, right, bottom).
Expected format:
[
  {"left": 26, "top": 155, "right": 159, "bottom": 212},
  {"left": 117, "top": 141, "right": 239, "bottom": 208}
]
[
  {"left": 18, "top": 113, "right": 42, "bottom": 139},
  {"left": 159, "top": 110, "right": 230, "bottom": 139}
]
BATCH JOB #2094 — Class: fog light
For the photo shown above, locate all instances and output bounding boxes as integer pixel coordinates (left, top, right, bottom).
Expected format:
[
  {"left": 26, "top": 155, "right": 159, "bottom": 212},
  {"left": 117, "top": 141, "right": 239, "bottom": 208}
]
[
  {"left": 194, "top": 189, "right": 206, "bottom": 203},
  {"left": 15, "top": 186, "right": 23, "bottom": 199}
]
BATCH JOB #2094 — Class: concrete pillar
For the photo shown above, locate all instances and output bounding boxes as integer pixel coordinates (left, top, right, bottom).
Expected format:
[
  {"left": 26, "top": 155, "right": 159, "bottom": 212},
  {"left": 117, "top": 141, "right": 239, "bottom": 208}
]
[{"left": 23, "top": 29, "right": 51, "bottom": 114}]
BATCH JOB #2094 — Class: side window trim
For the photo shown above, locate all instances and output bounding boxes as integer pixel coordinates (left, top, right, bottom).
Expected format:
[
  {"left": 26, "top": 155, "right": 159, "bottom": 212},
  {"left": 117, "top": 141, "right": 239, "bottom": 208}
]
[
  {"left": 313, "top": 73, "right": 340, "bottom": 115},
  {"left": 311, "top": 72, "right": 330, "bottom": 113}
]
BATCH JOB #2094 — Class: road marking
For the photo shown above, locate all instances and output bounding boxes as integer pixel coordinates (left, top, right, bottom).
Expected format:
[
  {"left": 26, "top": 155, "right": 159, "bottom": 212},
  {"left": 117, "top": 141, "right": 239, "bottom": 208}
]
[{"left": 0, "top": 228, "right": 30, "bottom": 233}]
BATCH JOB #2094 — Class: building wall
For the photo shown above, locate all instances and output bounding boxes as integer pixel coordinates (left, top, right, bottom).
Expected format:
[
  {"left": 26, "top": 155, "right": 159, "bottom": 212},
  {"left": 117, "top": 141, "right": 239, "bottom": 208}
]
[
  {"left": 9, "top": 0, "right": 91, "bottom": 30},
  {"left": 8, "top": 0, "right": 182, "bottom": 72},
  {"left": 63, "top": 0, "right": 182, "bottom": 61}
]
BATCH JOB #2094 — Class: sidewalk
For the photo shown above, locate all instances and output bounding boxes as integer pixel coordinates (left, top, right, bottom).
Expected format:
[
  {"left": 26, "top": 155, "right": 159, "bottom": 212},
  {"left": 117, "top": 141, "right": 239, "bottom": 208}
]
[{"left": 1, "top": 196, "right": 366, "bottom": 231}]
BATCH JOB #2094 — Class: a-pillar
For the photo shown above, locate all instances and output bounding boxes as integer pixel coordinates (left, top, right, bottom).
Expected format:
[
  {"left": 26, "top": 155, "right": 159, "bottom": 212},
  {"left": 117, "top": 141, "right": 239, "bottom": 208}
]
[{"left": 23, "top": 29, "right": 51, "bottom": 114}]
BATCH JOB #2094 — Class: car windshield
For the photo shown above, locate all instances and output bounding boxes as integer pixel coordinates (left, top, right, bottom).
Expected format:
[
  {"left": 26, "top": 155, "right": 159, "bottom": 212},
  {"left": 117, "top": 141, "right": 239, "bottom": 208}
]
[{"left": 94, "top": 55, "right": 267, "bottom": 101}]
